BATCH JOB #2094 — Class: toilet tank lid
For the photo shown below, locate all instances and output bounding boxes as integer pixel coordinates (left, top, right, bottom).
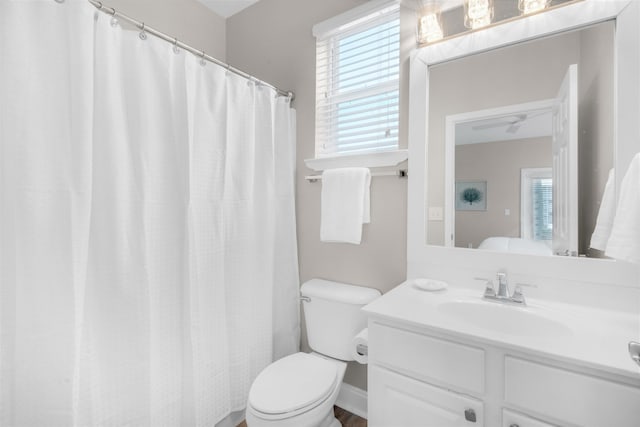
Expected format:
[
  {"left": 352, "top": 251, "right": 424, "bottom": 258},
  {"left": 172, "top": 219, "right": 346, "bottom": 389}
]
[{"left": 301, "top": 279, "right": 381, "bottom": 305}]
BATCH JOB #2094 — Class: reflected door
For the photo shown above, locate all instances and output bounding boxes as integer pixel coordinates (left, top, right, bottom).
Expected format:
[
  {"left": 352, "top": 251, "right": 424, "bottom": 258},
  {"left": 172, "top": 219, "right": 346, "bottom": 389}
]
[{"left": 552, "top": 64, "right": 578, "bottom": 256}]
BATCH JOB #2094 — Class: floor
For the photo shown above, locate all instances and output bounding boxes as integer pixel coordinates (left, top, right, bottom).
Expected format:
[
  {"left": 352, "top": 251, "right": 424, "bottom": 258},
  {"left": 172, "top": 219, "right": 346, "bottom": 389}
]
[
  {"left": 334, "top": 406, "right": 368, "bottom": 427},
  {"left": 237, "top": 406, "right": 367, "bottom": 427}
]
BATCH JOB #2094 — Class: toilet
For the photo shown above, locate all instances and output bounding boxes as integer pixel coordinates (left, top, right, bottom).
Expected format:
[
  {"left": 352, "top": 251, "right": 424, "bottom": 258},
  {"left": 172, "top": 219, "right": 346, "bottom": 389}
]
[{"left": 245, "top": 279, "right": 380, "bottom": 427}]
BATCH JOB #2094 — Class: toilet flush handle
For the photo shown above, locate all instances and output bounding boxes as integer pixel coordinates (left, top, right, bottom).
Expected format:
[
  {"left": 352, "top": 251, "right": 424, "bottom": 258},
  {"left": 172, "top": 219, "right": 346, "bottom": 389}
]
[{"left": 300, "top": 296, "right": 311, "bottom": 303}]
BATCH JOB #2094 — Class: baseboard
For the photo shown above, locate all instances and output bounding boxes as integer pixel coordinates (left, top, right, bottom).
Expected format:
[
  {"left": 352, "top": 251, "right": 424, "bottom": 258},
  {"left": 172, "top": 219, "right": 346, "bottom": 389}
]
[
  {"left": 215, "top": 409, "right": 245, "bottom": 427},
  {"left": 335, "top": 382, "right": 368, "bottom": 419}
]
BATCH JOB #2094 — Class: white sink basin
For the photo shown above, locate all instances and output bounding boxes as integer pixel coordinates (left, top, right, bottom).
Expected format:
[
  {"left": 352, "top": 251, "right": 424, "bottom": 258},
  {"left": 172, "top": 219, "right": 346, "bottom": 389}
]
[{"left": 438, "top": 300, "right": 573, "bottom": 338}]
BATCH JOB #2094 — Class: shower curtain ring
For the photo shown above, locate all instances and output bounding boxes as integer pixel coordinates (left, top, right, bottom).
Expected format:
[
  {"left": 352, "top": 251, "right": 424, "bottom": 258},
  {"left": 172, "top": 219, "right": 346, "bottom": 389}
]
[
  {"left": 173, "top": 38, "right": 180, "bottom": 54},
  {"left": 200, "top": 51, "right": 207, "bottom": 66},
  {"left": 139, "top": 23, "right": 147, "bottom": 40}
]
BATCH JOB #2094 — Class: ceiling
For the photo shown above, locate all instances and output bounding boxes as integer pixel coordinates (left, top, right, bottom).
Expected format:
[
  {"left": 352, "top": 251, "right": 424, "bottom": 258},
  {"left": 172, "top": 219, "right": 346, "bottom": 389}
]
[{"left": 196, "top": 0, "right": 260, "bottom": 18}]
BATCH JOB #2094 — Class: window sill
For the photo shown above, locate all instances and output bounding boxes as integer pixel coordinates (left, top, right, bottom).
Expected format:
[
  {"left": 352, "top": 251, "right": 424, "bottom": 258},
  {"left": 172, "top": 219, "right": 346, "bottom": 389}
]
[{"left": 304, "top": 149, "right": 408, "bottom": 172}]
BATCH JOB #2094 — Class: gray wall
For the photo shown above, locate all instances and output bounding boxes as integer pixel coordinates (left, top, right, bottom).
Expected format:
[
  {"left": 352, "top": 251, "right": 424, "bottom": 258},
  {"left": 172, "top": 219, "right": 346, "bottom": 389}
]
[
  {"left": 226, "top": 0, "right": 413, "bottom": 390},
  {"left": 101, "top": 0, "right": 226, "bottom": 60},
  {"left": 455, "top": 138, "right": 552, "bottom": 249}
]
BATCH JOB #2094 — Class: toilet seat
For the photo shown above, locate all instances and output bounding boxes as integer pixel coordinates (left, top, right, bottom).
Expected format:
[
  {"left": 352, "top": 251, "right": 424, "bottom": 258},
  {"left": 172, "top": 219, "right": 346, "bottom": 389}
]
[{"left": 248, "top": 352, "right": 338, "bottom": 420}]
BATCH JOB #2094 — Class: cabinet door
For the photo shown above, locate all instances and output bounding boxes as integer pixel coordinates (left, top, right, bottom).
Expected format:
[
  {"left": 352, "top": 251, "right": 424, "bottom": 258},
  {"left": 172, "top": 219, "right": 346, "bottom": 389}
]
[
  {"left": 502, "top": 409, "right": 556, "bottom": 427},
  {"left": 504, "top": 356, "right": 640, "bottom": 426},
  {"left": 369, "top": 365, "right": 483, "bottom": 427}
]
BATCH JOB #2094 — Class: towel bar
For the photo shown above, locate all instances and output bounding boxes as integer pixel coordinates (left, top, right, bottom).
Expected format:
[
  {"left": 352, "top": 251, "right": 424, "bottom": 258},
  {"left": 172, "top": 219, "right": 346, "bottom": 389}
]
[{"left": 305, "top": 169, "right": 408, "bottom": 183}]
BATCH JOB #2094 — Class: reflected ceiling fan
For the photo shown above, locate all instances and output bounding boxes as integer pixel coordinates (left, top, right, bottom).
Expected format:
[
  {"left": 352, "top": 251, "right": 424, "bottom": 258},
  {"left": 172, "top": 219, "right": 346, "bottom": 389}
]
[
  {"left": 472, "top": 114, "right": 529, "bottom": 134},
  {"left": 471, "top": 111, "right": 546, "bottom": 133}
]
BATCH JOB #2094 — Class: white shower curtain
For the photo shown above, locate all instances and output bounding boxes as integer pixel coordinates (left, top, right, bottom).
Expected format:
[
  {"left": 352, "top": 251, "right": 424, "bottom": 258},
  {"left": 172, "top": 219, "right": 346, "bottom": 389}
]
[{"left": 0, "top": 1, "right": 300, "bottom": 426}]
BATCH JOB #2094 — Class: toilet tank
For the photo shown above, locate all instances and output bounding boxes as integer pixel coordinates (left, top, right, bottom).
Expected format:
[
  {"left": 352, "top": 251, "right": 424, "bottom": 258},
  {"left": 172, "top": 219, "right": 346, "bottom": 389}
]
[{"left": 301, "top": 279, "right": 381, "bottom": 361}]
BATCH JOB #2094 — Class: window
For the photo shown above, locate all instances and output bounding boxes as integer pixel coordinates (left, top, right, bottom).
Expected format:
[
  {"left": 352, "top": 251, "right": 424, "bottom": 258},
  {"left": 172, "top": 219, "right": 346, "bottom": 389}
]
[
  {"left": 313, "top": 1, "right": 400, "bottom": 157},
  {"left": 521, "top": 168, "right": 553, "bottom": 242}
]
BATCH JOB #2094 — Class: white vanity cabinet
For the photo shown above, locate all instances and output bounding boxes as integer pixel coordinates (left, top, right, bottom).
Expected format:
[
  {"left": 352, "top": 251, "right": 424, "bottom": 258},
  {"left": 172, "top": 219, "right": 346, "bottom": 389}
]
[{"left": 367, "top": 319, "right": 640, "bottom": 427}]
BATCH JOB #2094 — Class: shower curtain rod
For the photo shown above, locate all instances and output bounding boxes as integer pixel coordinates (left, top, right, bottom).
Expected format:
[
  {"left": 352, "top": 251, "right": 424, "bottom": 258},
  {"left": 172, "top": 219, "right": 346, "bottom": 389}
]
[{"left": 86, "top": 0, "right": 295, "bottom": 101}]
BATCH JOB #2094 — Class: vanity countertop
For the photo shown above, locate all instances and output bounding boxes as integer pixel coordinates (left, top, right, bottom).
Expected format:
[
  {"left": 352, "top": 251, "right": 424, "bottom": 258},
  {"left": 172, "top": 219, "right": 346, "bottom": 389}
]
[{"left": 363, "top": 280, "right": 640, "bottom": 380}]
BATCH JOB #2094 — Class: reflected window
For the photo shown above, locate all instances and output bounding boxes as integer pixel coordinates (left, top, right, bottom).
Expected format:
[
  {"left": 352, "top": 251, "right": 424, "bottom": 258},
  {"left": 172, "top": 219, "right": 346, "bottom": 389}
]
[
  {"left": 521, "top": 168, "right": 552, "bottom": 243},
  {"left": 531, "top": 177, "right": 553, "bottom": 241}
]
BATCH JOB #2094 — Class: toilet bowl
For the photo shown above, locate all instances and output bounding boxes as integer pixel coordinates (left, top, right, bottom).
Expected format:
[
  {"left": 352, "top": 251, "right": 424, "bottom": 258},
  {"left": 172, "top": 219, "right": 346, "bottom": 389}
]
[
  {"left": 245, "top": 279, "right": 380, "bottom": 427},
  {"left": 245, "top": 352, "right": 347, "bottom": 427}
]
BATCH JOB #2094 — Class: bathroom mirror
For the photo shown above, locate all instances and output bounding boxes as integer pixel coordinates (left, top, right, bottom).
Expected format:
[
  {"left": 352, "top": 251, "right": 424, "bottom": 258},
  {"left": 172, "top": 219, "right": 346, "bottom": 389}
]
[
  {"left": 407, "top": 0, "right": 640, "bottom": 270},
  {"left": 427, "top": 21, "right": 613, "bottom": 257}
]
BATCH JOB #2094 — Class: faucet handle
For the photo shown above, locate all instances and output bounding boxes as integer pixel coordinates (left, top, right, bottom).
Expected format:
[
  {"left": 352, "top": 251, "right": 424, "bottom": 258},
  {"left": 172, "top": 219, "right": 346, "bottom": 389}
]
[
  {"left": 474, "top": 277, "right": 496, "bottom": 297},
  {"left": 484, "top": 281, "right": 496, "bottom": 298},
  {"left": 511, "top": 285, "right": 526, "bottom": 305},
  {"left": 511, "top": 282, "right": 536, "bottom": 304}
]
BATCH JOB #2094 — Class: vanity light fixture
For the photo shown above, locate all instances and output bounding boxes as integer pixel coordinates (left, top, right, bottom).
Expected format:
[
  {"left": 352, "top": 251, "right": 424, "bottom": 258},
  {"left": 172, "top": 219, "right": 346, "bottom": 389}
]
[
  {"left": 417, "top": 2, "right": 444, "bottom": 44},
  {"left": 464, "top": 0, "right": 494, "bottom": 30},
  {"left": 519, "top": 0, "right": 551, "bottom": 14},
  {"left": 416, "top": 0, "right": 578, "bottom": 46}
]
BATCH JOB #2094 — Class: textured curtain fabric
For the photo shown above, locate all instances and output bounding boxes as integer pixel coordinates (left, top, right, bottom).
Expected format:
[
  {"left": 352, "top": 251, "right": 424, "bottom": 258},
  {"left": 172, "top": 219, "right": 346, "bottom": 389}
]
[{"left": 0, "top": 1, "right": 300, "bottom": 426}]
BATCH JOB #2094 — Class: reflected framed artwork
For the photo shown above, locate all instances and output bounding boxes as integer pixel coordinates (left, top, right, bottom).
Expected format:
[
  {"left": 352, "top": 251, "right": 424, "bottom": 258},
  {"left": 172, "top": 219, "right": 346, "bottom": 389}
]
[{"left": 456, "top": 181, "right": 487, "bottom": 211}]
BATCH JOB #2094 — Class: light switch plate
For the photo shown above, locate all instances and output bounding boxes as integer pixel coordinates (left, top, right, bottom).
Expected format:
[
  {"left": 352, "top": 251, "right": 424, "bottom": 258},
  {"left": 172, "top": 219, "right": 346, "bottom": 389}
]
[{"left": 428, "top": 207, "right": 444, "bottom": 221}]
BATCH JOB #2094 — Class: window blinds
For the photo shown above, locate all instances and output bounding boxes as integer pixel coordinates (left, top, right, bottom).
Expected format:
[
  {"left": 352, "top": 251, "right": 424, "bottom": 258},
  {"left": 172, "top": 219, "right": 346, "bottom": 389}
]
[
  {"left": 531, "top": 177, "right": 553, "bottom": 241},
  {"left": 314, "top": 2, "right": 400, "bottom": 157}
]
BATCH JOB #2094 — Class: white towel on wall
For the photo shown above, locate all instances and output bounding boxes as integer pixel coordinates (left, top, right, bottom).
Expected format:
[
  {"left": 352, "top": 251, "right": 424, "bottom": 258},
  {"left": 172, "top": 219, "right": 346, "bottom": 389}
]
[
  {"left": 320, "top": 167, "right": 371, "bottom": 244},
  {"left": 589, "top": 168, "right": 616, "bottom": 250},
  {"left": 605, "top": 153, "right": 640, "bottom": 264}
]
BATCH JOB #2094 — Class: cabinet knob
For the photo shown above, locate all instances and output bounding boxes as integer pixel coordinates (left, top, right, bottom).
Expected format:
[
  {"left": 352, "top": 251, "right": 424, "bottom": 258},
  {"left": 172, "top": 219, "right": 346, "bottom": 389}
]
[{"left": 464, "top": 408, "right": 476, "bottom": 422}]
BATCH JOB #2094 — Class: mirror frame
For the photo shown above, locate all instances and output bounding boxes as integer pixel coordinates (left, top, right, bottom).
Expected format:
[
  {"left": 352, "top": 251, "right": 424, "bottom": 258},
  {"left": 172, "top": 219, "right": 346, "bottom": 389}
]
[{"left": 407, "top": 0, "right": 640, "bottom": 289}]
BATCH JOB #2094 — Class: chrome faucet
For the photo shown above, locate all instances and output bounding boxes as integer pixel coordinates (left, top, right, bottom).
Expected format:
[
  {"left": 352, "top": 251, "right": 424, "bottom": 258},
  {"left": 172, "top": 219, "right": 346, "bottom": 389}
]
[
  {"left": 479, "top": 271, "right": 527, "bottom": 306},
  {"left": 496, "top": 272, "right": 509, "bottom": 298}
]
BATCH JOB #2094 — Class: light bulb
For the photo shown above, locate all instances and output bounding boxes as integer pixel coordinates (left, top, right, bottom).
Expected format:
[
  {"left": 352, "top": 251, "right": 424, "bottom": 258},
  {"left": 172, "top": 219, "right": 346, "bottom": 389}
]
[
  {"left": 464, "top": 0, "right": 494, "bottom": 30},
  {"left": 519, "top": 0, "right": 551, "bottom": 14},
  {"left": 418, "top": 11, "right": 443, "bottom": 44}
]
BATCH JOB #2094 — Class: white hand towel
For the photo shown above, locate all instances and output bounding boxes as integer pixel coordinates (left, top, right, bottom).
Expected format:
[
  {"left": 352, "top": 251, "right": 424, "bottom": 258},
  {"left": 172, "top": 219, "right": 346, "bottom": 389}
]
[
  {"left": 605, "top": 153, "right": 640, "bottom": 264},
  {"left": 589, "top": 168, "right": 616, "bottom": 250},
  {"left": 320, "top": 167, "right": 371, "bottom": 244}
]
